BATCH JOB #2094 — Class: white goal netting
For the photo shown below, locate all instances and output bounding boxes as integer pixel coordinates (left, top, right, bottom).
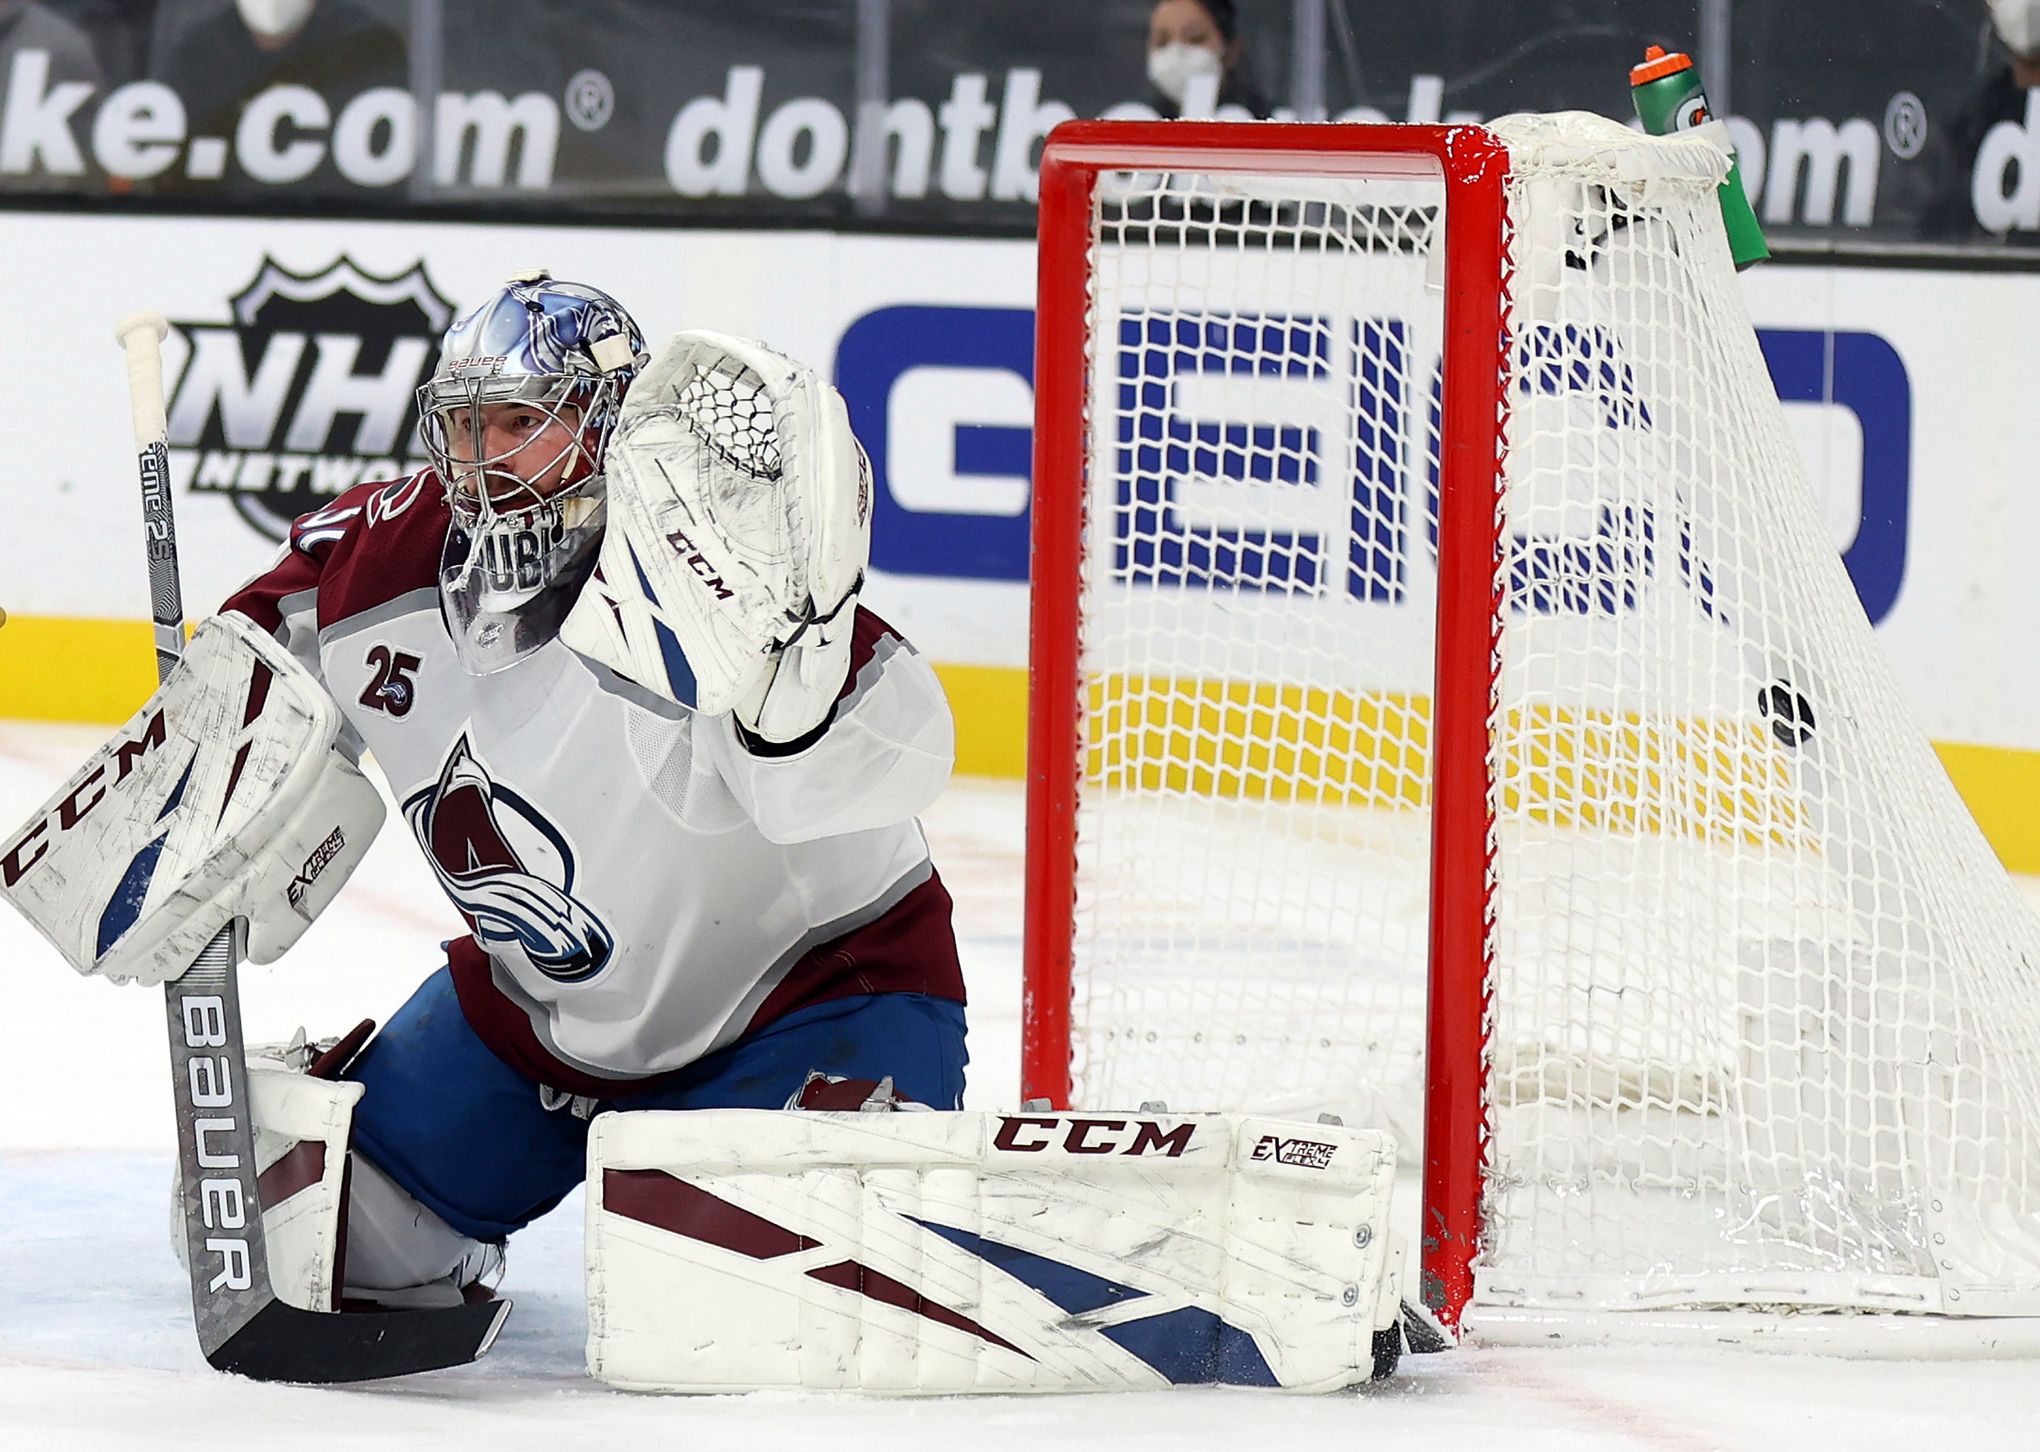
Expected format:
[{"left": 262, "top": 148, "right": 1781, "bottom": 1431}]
[{"left": 1041, "top": 111, "right": 2040, "bottom": 1321}]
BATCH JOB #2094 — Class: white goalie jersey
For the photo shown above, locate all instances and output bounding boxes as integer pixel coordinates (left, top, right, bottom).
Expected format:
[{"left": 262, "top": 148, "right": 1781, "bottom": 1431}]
[{"left": 222, "top": 472, "right": 962, "bottom": 1095}]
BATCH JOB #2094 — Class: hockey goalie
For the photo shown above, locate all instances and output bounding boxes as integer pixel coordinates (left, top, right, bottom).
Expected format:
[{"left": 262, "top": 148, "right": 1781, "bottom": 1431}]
[{"left": 0, "top": 273, "right": 1401, "bottom": 1390}]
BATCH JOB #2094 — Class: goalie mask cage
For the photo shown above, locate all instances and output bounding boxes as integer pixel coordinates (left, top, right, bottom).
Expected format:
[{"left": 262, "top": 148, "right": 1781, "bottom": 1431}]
[{"left": 1023, "top": 113, "right": 2040, "bottom": 1350}]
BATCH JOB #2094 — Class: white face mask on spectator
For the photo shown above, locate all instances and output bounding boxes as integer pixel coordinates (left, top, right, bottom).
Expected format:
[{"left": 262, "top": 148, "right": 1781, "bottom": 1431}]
[
  {"left": 1147, "top": 42, "right": 1225, "bottom": 106},
  {"left": 1992, "top": 0, "right": 2040, "bottom": 59},
  {"left": 235, "top": 0, "right": 316, "bottom": 39}
]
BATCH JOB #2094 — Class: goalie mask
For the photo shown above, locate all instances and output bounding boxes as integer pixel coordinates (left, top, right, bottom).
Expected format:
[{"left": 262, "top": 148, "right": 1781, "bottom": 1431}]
[{"left": 419, "top": 271, "right": 646, "bottom": 674}]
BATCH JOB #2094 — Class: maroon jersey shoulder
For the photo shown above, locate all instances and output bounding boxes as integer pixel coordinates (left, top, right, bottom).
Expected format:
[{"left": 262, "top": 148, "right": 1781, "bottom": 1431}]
[
  {"left": 223, "top": 472, "right": 449, "bottom": 635},
  {"left": 839, "top": 604, "right": 911, "bottom": 699}
]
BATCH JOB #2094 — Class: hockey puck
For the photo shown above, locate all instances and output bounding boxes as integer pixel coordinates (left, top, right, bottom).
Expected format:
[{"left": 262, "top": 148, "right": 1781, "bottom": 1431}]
[{"left": 1758, "top": 681, "right": 1816, "bottom": 747}]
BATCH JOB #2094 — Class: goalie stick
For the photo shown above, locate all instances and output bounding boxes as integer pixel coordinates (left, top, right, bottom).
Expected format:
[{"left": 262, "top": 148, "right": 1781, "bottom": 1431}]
[{"left": 115, "top": 312, "right": 509, "bottom": 1383}]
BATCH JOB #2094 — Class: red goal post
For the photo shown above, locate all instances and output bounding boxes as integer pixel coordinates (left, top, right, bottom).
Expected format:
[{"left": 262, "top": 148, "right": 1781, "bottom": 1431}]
[{"left": 1025, "top": 121, "right": 1508, "bottom": 1330}]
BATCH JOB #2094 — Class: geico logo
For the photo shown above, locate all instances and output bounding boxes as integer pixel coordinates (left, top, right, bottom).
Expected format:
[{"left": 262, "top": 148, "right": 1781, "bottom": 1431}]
[
  {"left": 0, "top": 709, "right": 169, "bottom": 888},
  {"left": 838, "top": 304, "right": 1909, "bottom": 628},
  {"left": 991, "top": 1115, "right": 1195, "bottom": 1157}
]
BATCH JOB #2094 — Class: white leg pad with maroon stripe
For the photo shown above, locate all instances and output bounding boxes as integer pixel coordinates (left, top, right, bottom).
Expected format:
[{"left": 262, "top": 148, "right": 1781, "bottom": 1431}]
[
  {"left": 171, "top": 1044, "right": 361, "bottom": 1313},
  {"left": 0, "top": 611, "right": 385, "bottom": 987},
  {"left": 585, "top": 1109, "right": 1402, "bottom": 1393}
]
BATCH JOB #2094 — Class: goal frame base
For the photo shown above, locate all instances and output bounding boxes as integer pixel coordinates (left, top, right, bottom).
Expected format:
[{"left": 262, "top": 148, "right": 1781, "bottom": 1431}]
[{"left": 1464, "top": 1305, "right": 2040, "bottom": 1359}]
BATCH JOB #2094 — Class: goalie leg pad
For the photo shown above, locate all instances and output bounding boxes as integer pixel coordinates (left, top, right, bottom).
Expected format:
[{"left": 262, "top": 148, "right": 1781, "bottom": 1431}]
[
  {"left": 586, "top": 1110, "right": 1400, "bottom": 1394},
  {"left": 171, "top": 1041, "right": 363, "bottom": 1312},
  {"left": 170, "top": 1036, "right": 506, "bottom": 1311}
]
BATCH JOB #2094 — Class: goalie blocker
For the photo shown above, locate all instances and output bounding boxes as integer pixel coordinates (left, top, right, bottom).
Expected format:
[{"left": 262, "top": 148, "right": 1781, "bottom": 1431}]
[
  {"left": 587, "top": 1109, "right": 1403, "bottom": 1393},
  {"left": 0, "top": 611, "right": 384, "bottom": 986}
]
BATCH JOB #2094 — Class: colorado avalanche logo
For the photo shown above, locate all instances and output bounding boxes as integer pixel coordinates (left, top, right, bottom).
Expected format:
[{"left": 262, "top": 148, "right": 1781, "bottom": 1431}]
[{"left": 403, "top": 734, "right": 614, "bottom": 983}]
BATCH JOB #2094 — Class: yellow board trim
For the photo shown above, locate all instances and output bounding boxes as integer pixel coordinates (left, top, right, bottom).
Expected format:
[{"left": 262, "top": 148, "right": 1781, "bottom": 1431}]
[
  {"left": 1932, "top": 740, "right": 2040, "bottom": 876},
  {"left": 1077, "top": 678, "right": 1810, "bottom": 843},
  {"left": 934, "top": 662, "right": 2040, "bottom": 874},
  {"left": 931, "top": 661, "right": 1031, "bottom": 779},
  {"left": 7, "top": 616, "right": 2039, "bottom": 874},
  {"left": 1085, "top": 678, "right": 1432, "bottom": 808},
  {"left": 0, "top": 616, "right": 161, "bottom": 724}
]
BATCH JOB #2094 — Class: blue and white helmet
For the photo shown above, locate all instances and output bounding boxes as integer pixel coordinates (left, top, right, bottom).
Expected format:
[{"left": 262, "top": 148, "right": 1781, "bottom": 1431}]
[{"left": 418, "top": 270, "right": 646, "bottom": 673}]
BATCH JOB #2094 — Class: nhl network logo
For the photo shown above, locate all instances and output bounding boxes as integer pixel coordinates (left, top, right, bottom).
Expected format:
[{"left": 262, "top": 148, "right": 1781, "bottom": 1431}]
[{"left": 165, "top": 257, "right": 456, "bottom": 541}]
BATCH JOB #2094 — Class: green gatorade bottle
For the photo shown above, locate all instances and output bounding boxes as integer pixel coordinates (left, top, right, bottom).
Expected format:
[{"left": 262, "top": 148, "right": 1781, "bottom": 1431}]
[{"left": 1629, "top": 44, "right": 1769, "bottom": 269}]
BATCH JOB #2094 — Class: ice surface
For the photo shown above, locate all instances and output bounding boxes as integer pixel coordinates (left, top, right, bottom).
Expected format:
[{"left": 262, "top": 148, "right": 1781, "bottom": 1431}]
[{"left": 3, "top": 722, "right": 2037, "bottom": 1449}]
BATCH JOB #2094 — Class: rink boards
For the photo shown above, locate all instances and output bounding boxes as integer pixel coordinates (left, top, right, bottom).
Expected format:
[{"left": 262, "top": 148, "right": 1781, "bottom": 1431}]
[{"left": 0, "top": 212, "right": 2035, "bottom": 863}]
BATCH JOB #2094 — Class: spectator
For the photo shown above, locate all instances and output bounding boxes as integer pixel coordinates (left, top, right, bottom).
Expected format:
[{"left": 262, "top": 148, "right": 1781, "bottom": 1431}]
[
  {"left": 150, "top": 0, "right": 408, "bottom": 193},
  {"left": 0, "top": 0, "right": 102, "bottom": 80},
  {"left": 1920, "top": 1, "right": 2040, "bottom": 239},
  {"left": 0, "top": 0, "right": 102, "bottom": 84},
  {"left": 1145, "top": 0, "right": 1271, "bottom": 120},
  {"left": 1991, "top": 0, "right": 2040, "bottom": 83},
  {"left": 0, "top": 0, "right": 107, "bottom": 191}
]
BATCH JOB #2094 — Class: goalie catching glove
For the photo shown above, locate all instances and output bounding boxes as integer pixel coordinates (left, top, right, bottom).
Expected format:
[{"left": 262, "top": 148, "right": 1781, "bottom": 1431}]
[
  {"left": 560, "top": 329, "right": 872, "bottom": 743},
  {"left": 0, "top": 612, "right": 384, "bottom": 985}
]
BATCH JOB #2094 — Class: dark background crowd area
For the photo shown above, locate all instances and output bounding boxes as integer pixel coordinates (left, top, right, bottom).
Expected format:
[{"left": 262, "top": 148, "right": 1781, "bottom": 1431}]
[{"left": 0, "top": 1, "right": 2031, "bottom": 249}]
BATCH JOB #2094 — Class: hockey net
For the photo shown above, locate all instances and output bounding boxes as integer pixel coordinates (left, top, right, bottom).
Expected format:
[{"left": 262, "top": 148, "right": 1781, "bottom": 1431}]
[{"left": 1023, "top": 112, "right": 2040, "bottom": 1340}]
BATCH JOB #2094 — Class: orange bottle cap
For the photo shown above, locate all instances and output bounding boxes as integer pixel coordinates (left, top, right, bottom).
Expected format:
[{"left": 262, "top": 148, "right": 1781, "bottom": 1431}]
[{"left": 1630, "top": 44, "right": 1693, "bottom": 85}]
